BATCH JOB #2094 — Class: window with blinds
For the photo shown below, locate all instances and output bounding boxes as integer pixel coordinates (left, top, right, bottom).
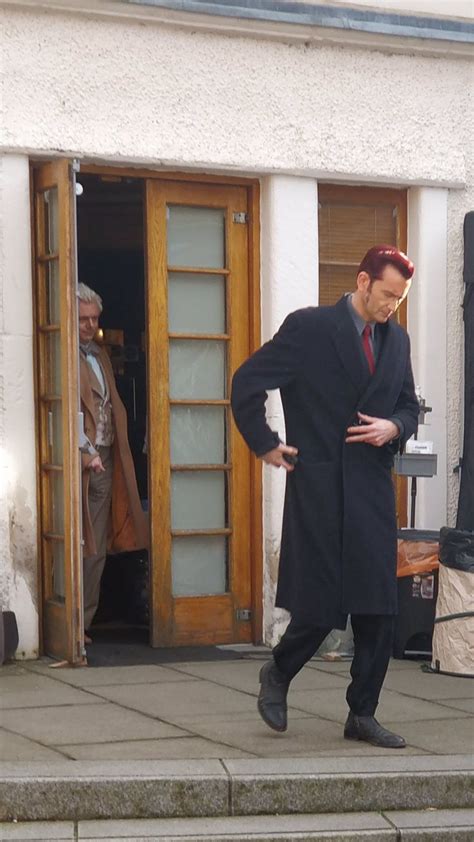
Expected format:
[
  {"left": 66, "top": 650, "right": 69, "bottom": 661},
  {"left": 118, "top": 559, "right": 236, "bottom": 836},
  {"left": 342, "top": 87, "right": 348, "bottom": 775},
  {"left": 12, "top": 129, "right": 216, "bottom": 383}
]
[
  {"left": 318, "top": 185, "right": 407, "bottom": 320},
  {"left": 317, "top": 184, "right": 409, "bottom": 526}
]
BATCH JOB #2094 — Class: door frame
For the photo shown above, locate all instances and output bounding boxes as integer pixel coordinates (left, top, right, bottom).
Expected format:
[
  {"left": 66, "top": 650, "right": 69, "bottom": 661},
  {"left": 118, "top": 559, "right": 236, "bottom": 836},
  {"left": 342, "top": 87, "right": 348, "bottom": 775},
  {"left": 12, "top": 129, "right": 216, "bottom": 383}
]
[
  {"left": 32, "top": 161, "right": 263, "bottom": 649},
  {"left": 31, "top": 159, "right": 84, "bottom": 664}
]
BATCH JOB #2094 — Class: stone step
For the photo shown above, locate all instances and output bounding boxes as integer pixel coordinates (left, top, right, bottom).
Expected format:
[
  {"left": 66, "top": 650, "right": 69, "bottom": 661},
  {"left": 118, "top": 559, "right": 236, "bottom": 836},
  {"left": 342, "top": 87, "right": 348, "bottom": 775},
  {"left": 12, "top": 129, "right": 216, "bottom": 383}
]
[
  {"left": 0, "top": 756, "right": 472, "bottom": 824},
  {"left": 1, "top": 809, "right": 474, "bottom": 841}
]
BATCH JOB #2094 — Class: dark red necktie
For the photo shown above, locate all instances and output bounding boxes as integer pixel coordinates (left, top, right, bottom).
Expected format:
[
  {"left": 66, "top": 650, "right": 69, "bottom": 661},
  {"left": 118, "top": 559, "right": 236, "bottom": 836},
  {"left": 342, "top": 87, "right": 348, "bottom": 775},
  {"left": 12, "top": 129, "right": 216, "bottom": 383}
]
[{"left": 362, "top": 324, "right": 375, "bottom": 375}]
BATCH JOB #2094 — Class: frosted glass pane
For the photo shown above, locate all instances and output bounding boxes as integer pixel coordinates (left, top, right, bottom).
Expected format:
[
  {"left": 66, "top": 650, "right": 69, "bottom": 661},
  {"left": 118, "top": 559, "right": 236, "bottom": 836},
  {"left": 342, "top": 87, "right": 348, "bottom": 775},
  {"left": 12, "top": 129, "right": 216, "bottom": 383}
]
[
  {"left": 172, "top": 536, "right": 227, "bottom": 596},
  {"left": 44, "top": 188, "right": 58, "bottom": 254},
  {"left": 171, "top": 472, "right": 226, "bottom": 530},
  {"left": 52, "top": 542, "right": 65, "bottom": 600},
  {"left": 169, "top": 273, "right": 225, "bottom": 334},
  {"left": 168, "top": 206, "right": 225, "bottom": 269},
  {"left": 49, "top": 402, "right": 63, "bottom": 465},
  {"left": 169, "top": 340, "right": 226, "bottom": 399},
  {"left": 44, "top": 331, "right": 62, "bottom": 393},
  {"left": 171, "top": 406, "right": 226, "bottom": 464},
  {"left": 51, "top": 472, "right": 65, "bottom": 533},
  {"left": 47, "top": 260, "right": 60, "bottom": 324}
]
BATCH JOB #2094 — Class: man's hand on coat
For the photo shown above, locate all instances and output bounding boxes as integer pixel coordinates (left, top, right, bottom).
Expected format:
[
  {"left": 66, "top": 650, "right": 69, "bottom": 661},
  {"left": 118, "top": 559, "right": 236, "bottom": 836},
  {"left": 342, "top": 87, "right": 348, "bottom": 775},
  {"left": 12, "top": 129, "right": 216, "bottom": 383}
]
[
  {"left": 88, "top": 455, "right": 106, "bottom": 473},
  {"left": 261, "top": 443, "right": 298, "bottom": 472},
  {"left": 346, "top": 413, "right": 399, "bottom": 447}
]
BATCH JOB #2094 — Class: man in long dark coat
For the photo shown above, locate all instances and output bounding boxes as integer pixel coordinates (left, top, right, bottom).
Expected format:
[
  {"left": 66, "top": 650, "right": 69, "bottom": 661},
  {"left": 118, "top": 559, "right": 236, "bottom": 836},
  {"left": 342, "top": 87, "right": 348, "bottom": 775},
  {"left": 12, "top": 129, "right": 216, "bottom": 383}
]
[{"left": 231, "top": 245, "right": 419, "bottom": 748}]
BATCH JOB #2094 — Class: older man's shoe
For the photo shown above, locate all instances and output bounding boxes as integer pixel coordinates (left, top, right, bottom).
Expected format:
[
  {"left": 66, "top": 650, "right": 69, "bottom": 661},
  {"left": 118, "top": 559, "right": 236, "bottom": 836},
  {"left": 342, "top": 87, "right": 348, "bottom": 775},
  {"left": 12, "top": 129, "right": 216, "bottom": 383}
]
[
  {"left": 344, "top": 712, "right": 406, "bottom": 748},
  {"left": 258, "top": 660, "right": 289, "bottom": 732}
]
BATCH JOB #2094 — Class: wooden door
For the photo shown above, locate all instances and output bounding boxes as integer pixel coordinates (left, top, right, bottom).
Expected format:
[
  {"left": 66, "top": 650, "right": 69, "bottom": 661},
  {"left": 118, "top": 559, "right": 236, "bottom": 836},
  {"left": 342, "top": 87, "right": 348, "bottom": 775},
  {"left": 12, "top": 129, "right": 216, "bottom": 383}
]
[
  {"left": 318, "top": 184, "right": 409, "bottom": 526},
  {"left": 33, "top": 160, "right": 83, "bottom": 663},
  {"left": 146, "top": 180, "right": 253, "bottom": 646}
]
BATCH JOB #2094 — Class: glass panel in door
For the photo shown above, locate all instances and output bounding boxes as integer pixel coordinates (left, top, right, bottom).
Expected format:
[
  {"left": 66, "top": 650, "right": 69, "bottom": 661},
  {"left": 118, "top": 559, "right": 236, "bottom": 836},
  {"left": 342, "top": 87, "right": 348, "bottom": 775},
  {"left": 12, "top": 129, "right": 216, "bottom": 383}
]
[{"left": 167, "top": 205, "right": 229, "bottom": 597}]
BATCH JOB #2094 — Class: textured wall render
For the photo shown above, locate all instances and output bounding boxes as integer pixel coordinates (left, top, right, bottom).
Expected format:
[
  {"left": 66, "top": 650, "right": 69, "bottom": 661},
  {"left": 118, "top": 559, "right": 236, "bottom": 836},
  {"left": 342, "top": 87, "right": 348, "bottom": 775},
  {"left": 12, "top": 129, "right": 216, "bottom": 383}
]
[
  {"left": 0, "top": 7, "right": 470, "bottom": 186},
  {"left": 0, "top": 155, "right": 38, "bottom": 659}
]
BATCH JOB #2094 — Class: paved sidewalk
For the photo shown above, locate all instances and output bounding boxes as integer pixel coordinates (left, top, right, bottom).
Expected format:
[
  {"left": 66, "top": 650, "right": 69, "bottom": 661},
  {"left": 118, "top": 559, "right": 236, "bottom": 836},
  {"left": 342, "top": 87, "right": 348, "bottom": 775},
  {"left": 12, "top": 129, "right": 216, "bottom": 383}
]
[{"left": 1, "top": 648, "right": 473, "bottom": 761}]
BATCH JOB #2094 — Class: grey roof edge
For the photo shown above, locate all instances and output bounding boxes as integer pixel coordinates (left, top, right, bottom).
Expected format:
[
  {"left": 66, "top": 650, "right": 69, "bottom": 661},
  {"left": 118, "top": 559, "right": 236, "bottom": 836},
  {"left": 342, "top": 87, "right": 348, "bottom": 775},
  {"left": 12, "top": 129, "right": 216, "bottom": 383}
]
[{"left": 126, "top": 0, "right": 474, "bottom": 43}]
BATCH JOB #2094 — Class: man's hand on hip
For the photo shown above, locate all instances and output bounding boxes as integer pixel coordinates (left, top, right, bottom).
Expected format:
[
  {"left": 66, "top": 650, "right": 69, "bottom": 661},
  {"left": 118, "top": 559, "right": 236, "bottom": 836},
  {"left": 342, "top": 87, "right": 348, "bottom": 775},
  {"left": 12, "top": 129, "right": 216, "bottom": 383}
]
[
  {"left": 261, "top": 443, "right": 298, "bottom": 472},
  {"left": 346, "top": 413, "right": 399, "bottom": 447},
  {"left": 88, "top": 455, "right": 106, "bottom": 473}
]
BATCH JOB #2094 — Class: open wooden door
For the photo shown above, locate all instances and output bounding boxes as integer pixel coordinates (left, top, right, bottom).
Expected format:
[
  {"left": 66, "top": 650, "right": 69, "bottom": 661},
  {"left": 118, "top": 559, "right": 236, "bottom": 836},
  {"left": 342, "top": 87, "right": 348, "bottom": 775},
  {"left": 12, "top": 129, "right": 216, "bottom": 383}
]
[
  {"left": 33, "top": 159, "right": 83, "bottom": 663},
  {"left": 146, "top": 180, "right": 254, "bottom": 646}
]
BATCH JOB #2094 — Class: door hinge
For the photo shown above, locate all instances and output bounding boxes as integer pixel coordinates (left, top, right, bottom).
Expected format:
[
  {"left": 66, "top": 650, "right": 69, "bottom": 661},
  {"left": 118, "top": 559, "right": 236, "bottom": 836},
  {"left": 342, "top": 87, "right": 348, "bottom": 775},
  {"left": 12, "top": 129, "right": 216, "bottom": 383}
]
[
  {"left": 72, "top": 159, "right": 81, "bottom": 173},
  {"left": 233, "top": 212, "right": 248, "bottom": 224},
  {"left": 236, "top": 608, "right": 252, "bottom": 621}
]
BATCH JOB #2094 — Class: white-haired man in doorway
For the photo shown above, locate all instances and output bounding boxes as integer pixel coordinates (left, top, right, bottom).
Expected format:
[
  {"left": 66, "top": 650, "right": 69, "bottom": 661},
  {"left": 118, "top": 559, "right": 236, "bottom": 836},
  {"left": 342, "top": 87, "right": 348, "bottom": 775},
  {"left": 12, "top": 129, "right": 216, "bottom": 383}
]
[{"left": 78, "top": 283, "right": 147, "bottom": 645}]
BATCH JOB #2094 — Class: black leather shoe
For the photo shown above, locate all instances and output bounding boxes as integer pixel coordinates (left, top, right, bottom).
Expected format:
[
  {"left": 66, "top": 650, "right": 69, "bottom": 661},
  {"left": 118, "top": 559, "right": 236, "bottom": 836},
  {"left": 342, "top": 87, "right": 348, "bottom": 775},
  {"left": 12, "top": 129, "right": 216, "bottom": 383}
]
[
  {"left": 344, "top": 712, "right": 406, "bottom": 748},
  {"left": 257, "top": 660, "right": 289, "bottom": 732}
]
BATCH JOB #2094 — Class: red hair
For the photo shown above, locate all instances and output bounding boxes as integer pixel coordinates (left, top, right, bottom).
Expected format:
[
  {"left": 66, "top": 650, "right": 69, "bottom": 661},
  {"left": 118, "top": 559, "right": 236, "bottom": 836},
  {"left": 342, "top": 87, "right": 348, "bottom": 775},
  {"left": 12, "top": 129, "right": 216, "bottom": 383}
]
[{"left": 358, "top": 245, "right": 414, "bottom": 281}]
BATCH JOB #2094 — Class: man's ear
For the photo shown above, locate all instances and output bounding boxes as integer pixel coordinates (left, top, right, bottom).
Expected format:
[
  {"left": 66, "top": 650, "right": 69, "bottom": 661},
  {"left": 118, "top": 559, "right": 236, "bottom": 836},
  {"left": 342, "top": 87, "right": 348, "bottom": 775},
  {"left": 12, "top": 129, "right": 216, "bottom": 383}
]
[{"left": 356, "top": 271, "right": 371, "bottom": 292}]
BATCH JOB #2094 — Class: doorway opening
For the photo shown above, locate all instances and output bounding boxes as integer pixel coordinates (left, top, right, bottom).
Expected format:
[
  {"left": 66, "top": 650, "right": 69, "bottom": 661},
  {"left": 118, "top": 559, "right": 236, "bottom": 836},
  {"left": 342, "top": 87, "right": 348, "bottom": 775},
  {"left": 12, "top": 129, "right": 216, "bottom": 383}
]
[{"left": 77, "top": 173, "right": 149, "bottom": 646}]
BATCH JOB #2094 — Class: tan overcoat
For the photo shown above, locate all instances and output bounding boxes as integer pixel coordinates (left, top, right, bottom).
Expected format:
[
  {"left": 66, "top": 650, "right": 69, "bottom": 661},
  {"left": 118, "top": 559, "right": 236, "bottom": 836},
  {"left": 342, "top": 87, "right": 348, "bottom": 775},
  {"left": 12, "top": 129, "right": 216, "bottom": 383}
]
[{"left": 80, "top": 348, "right": 148, "bottom": 558}]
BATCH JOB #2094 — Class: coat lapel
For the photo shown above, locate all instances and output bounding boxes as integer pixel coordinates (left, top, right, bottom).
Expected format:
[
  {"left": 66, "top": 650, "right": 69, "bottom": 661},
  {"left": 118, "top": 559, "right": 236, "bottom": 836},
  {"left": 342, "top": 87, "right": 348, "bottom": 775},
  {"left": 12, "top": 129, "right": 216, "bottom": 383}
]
[
  {"left": 80, "top": 356, "right": 98, "bottom": 419},
  {"left": 330, "top": 296, "right": 371, "bottom": 395}
]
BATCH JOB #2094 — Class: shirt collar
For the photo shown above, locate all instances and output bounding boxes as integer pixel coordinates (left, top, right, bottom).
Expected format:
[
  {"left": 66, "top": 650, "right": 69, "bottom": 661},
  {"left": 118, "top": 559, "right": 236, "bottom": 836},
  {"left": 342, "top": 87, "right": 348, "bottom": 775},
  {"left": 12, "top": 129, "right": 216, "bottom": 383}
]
[
  {"left": 347, "top": 293, "right": 376, "bottom": 338},
  {"left": 80, "top": 341, "right": 101, "bottom": 357}
]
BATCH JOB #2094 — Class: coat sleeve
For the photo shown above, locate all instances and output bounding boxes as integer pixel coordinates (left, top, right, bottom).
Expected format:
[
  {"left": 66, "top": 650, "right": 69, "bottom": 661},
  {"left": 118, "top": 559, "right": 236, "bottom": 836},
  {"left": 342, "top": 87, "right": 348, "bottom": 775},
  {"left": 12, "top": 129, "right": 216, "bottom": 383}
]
[
  {"left": 231, "top": 311, "right": 303, "bottom": 456},
  {"left": 389, "top": 336, "right": 419, "bottom": 453}
]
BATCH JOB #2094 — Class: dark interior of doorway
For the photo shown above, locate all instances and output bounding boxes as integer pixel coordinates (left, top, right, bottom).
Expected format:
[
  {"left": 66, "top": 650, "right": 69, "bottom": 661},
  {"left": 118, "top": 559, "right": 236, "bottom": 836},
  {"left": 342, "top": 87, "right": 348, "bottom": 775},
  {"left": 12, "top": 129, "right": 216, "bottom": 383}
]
[{"left": 77, "top": 173, "right": 149, "bottom": 642}]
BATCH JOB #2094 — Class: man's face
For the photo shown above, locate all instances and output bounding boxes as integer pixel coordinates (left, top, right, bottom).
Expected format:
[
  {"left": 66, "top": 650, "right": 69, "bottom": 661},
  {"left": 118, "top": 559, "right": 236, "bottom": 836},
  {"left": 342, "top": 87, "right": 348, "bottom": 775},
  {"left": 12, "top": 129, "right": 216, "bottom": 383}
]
[
  {"left": 356, "top": 264, "right": 411, "bottom": 324},
  {"left": 78, "top": 300, "right": 101, "bottom": 344}
]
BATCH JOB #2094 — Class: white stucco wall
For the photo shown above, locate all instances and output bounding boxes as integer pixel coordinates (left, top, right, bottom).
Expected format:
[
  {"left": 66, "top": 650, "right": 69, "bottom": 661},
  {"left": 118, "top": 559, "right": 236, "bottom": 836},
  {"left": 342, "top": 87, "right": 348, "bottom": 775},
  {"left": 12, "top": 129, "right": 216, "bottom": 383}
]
[
  {"left": 1, "top": 7, "right": 470, "bottom": 187},
  {"left": 260, "top": 175, "right": 319, "bottom": 644},
  {"left": 0, "top": 155, "right": 38, "bottom": 658}
]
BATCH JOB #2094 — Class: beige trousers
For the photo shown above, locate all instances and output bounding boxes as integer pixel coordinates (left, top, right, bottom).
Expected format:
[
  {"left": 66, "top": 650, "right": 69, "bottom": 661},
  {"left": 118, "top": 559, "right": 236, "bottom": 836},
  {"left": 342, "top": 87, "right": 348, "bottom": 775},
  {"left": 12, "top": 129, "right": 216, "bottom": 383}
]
[{"left": 83, "top": 446, "right": 113, "bottom": 630}]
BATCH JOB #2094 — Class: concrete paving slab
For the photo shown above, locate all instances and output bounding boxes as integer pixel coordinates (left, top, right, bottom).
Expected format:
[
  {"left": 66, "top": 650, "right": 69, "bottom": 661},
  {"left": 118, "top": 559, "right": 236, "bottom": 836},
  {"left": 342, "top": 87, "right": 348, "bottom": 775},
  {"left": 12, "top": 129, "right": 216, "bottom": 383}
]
[
  {"left": 0, "top": 821, "right": 74, "bottom": 839},
  {"left": 435, "top": 697, "right": 474, "bottom": 714},
  {"left": 383, "top": 668, "right": 474, "bottom": 699},
  {"left": 21, "top": 663, "right": 197, "bottom": 688},
  {"left": 383, "top": 807, "right": 474, "bottom": 829},
  {"left": 171, "top": 713, "right": 348, "bottom": 756},
  {"left": 0, "top": 674, "right": 108, "bottom": 709},
  {"left": 160, "top": 713, "right": 428, "bottom": 758},
  {"left": 60, "top": 737, "right": 254, "bottom": 760},
  {"left": 222, "top": 754, "right": 474, "bottom": 776},
  {"left": 0, "top": 730, "right": 68, "bottom": 762},
  {"left": 0, "top": 664, "right": 34, "bottom": 677},
  {"left": 0, "top": 759, "right": 228, "bottom": 777},
  {"left": 399, "top": 830, "right": 473, "bottom": 840},
  {"left": 385, "top": 717, "right": 474, "bottom": 754},
  {"left": 89, "top": 680, "right": 258, "bottom": 719},
  {"left": 78, "top": 811, "right": 394, "bottom": 837},
  {"left": 169, "top": 661, "right": 348, "bottom": 694},
  {"left": 0, "top": 703, "right": 186, "bottom": 745},
  {"left": 288, "top": 686, "right": 469, "bottom": 724}
]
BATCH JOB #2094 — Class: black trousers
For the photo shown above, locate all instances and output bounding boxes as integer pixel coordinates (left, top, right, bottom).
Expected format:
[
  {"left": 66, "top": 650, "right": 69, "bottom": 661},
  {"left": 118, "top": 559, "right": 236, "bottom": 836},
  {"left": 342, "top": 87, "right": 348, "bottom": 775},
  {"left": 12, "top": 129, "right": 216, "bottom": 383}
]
[{"left": 273, "top": 614, "right": 395, "bottom": 717}]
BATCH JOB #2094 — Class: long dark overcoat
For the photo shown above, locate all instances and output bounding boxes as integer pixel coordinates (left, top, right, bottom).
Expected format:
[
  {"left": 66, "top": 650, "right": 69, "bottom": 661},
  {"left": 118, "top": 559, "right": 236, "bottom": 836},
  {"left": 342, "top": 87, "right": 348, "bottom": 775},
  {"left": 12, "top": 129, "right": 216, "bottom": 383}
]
[{"left": 231, "top": 296, "right": 419, "bottom": 629}]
